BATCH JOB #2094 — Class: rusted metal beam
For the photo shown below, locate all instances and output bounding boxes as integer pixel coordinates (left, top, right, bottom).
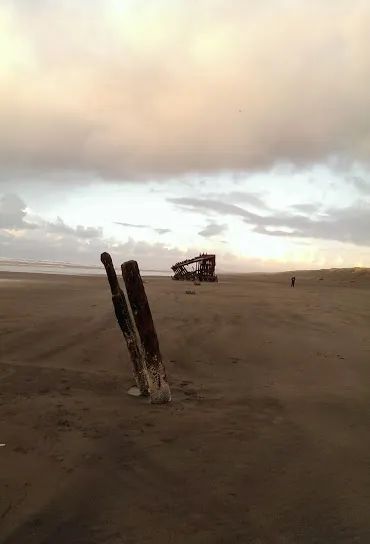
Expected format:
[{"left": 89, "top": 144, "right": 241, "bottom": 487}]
[
  {"left": 100, "top": 252, "right": 149, "bottom": 396},
  {"left": 121, "top": 260, "right": 171, "bottom": 404}
]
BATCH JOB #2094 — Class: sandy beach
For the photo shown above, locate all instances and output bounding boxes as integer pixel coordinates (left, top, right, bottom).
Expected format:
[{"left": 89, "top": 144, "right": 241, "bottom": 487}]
[{"left": 1, "top": 269, "right": 370, "bottom": 543}]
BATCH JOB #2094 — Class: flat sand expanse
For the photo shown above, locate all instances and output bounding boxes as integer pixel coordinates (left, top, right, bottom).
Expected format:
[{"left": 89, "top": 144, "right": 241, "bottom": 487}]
[{"left": 1, "top": 270, "right": 370, "bottom": 543}]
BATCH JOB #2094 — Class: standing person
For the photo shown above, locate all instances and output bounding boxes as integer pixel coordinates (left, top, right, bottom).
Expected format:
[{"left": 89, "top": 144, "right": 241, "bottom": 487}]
[{"left": 291, "top": 276, "right": 296, "bottom": 288}]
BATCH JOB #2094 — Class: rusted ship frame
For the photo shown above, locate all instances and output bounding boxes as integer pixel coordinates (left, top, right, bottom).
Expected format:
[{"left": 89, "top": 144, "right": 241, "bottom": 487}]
[{"left": 171, "top": 253, "right": 218, "bottom": 282}]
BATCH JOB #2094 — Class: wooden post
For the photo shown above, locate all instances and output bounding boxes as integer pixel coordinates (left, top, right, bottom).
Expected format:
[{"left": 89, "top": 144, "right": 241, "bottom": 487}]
[
  {"left": 121, "top": 260, "right": 171, "bottom": 404},
  {"left": 100, "top": 252, "right": 149, "bottom": 396}
]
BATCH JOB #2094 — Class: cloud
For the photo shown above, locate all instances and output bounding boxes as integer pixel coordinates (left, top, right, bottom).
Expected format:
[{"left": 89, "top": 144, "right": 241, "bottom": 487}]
[
  {"left": 114, "top": 222, "right": 148, "bottom": 229},
  {"left": 348, "top": 176, "right": 370, "bottom": 194},
  {"left": 201, "top": 191, "right": 268, "bottom": 209},
  {"left": 168, "top": 197, "right": 259, "bottom": 221},
  {"left": 115, "top": 221, "right": 171, "bottom": 235},
  {"left": 2, "top": 193, "right": 369, "bottom": 271},
  {"left": 45, "top": 217, "right": 103, "bottom": 239},
  {"left": 0, "top": 229, "right": 179, "bottom": 269},
  {"left": 0, "top": 222, "right": 323, "bottom": 274},
  {"left": 0, "top": 193, "right": 37, "bottom": 229},
  {"left": 0, "top": 193, "right": 176, "bottom": 267},
  {"left": 198, "top": 222, "right": 227, "bottom": 238},
  {"left": 250, "top": 203, "right": 370, "bottom": 246},
  {"left": 170, "top": 195, "right": 370, "bottom": 246},
  {"left": 0, "top": 195, "right": 247, "bottom": 271},
  {"left": 291, "top": 203, "right": 320, "bottom": 214},
  {"left": 1, "top": 1, "right": 370, "bottom": 180},
  {"left": 0, "top": 216, "right": 198, "bottom": 270},
  {"left": 154, "top": 228, "right": 171, "bottom": 235},
  {"left": 0, "top": 193, "right": 103, "bottom": 241}
]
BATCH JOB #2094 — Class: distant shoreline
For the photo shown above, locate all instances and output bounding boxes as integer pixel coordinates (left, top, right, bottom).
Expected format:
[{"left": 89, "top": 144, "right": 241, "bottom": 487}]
[
  {"left": 0, "top": 262, "right": 170, "bottom": 277},
  {"left": 1, "top": 260, "right": 369, "bottom": 278}
]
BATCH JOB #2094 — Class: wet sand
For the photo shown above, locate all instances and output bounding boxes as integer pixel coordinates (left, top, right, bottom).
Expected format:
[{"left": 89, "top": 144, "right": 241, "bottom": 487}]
[{"left": 1, "top": 270, "right": 370, "bottom": 543}]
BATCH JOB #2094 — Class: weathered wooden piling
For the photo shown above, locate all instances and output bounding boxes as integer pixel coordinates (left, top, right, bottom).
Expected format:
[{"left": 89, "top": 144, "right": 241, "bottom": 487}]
[
  {"left": 121, "top": 260, "right": 171, "bottom": 404},
  {"left": 100, "top": 252, "right": 149, "bottom": 396}
]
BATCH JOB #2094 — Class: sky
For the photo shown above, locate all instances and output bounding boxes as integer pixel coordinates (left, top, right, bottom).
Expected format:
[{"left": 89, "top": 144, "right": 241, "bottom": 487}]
[{"left": 1, "top": 0, "right": 370, "bottom": 272}]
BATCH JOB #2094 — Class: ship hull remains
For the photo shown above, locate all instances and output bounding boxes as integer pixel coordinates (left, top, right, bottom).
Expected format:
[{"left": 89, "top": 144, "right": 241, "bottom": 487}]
[{"left": 171, "top": 253, "right": 218, "bottom": 282}]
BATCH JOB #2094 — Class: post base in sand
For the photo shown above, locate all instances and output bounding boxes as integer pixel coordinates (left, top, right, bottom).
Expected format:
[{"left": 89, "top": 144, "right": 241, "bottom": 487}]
[
  {"left": 149, "top": 381, "right": 172, "bottom": 404},
  {"left": 127, "top": 383, "right": 171, "bottom": 403},
  {"left": 127, "top": 386, "right": 149, "bottom": 398}
]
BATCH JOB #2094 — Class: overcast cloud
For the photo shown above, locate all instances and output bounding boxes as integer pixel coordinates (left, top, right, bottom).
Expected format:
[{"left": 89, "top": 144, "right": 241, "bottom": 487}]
[{"left": 1, "top": 0, "right": 370, "bottom": 180}]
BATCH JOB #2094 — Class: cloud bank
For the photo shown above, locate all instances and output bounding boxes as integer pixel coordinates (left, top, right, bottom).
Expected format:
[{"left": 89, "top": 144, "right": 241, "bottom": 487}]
[
  {"left": 0, "top": 193, "right": 182, "bottom": 268},
  {"left": 1, "top": 0, "right": 370, "bottom": 180},
  {"left": 170, "top": 196, "right": 370, "bottom": 246}
]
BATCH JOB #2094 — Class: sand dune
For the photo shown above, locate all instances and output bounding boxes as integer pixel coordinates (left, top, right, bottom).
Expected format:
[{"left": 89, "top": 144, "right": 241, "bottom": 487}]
[
  {"left": 273, "top": 267, "right": 370, "bottom": 285},
  {"left": 1, "top": 269, "right": 370, "bottom": 543}
]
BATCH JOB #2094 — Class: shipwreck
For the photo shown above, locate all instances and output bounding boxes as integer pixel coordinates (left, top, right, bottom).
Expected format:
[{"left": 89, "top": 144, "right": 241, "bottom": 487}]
[{"left": 171, "top": 253, "right": 218, "bottom": 282}]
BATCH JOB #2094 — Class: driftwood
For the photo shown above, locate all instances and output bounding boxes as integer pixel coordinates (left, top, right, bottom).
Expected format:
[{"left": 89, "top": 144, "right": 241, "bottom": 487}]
[
  {"left": 100, "top": 252, "right": 149, "bottom": 396},
  {"left": 121, "top": 260, "right": 171, "bottom": 403}
]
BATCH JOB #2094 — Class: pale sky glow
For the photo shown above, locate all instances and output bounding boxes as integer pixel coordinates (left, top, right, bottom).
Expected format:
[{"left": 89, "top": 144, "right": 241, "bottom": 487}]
[{"left": 1, "top": 1, "right": 370, "bottom": 272}]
